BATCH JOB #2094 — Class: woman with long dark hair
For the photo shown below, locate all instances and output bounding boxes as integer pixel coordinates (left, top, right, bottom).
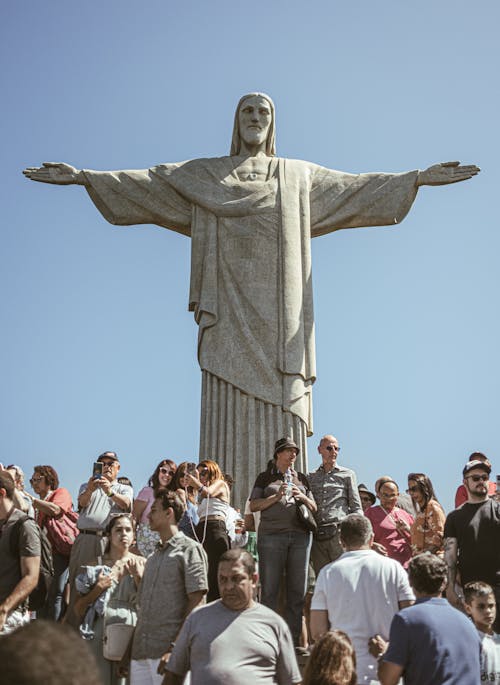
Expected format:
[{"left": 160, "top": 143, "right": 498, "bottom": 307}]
[
  {"left": 171, "top": 462, "right": 200, "bottom": 539},
  {"left": 132, "top": 459, "right": 176, "bottom": 557},
  {"left": 406, "top": 472, "right": 445, "bottom": 556}
]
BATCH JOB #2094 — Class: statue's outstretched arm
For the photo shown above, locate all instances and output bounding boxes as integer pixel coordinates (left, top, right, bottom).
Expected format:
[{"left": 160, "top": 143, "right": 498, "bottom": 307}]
[
  {"left": 22, "top": 162, "right": 86, "bottom": 186},
  {"left": 417, "top": 161, "right": 480, "bottom": 187}
]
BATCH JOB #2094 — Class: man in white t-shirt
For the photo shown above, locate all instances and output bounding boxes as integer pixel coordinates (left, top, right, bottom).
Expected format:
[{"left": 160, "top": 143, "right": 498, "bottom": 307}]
[{"left": 310, "top": 514, "right": 414, "bottom": 684}]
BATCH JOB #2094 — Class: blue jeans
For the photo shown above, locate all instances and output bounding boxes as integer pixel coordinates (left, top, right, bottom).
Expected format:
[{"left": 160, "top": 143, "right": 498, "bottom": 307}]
[
  {"left": 40, "top": 551, "right": 69, "bottom": 621},
  {"left": 258, "top": 530, "right": 311, "bottom": 644}
]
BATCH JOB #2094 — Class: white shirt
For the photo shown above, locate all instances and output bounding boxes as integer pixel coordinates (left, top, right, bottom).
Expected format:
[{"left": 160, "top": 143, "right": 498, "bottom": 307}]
[
  {"left": 311, "top": 549, "right": 414, "bottom": 684},
  {"left": 478, "top": 630, "right": 500, "bottom": 683}
]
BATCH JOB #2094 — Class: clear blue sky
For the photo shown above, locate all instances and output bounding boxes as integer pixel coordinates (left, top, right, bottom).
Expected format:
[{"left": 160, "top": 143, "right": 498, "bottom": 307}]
[{"left": 2, "top": 1, "right": 498, "bottom": 512}]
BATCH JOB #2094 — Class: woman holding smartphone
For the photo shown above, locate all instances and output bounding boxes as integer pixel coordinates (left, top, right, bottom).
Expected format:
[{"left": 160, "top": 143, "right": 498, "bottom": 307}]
[
  {"left": 171, "top": 462, "right": 200, "bottom": 539},
  {"left": 186, "top": 459, "right": 230, "bottom": 601}
]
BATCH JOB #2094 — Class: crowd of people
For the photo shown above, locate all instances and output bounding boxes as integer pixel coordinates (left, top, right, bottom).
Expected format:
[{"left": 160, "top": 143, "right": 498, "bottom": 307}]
[{"left": 0, "top": 438, "right": 499, "bottom": 684}]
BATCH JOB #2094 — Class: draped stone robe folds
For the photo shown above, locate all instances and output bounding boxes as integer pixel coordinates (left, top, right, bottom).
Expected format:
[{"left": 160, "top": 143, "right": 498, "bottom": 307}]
[{"left": 83, "top": 157, "right": 418, "bottom": 497}]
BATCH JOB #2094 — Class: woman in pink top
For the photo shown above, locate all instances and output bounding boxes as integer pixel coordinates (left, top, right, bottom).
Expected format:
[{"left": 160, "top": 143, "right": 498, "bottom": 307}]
[
  {"left": 132, "top": 459, "right": 176, "bottom": 557},
  {"left": 364, "top": 478, "right": 414, "bottom": 568}
]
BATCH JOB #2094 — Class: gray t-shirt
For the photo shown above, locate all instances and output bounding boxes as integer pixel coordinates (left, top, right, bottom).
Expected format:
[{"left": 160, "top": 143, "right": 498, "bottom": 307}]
[
  {"left": 77, "top": 481, "right": 133, "bottom": 530},
  {"left": 132, "top": 532, "right": 208, "bottom": 660},
  {"left": 0, "top": 509, "right": 41, "bottom": 605},
  {"left": 167, "top": 601, "right": 301, "bottom": 685}
]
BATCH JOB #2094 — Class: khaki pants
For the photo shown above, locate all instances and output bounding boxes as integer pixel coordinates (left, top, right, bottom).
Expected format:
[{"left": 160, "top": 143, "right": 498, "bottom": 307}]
[{"left": 309, "top": 531, "right": 344, "bottom": 575}]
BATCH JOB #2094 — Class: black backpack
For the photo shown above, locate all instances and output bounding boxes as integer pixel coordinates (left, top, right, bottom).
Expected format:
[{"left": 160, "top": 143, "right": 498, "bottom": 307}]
[{"left": 9, "top": 515, "right": 54, "bottom": 611}]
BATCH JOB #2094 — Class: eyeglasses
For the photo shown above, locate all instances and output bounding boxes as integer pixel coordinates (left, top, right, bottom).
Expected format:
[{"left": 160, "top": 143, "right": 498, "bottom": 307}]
[
  {"left": 99, "top": 461, "right": 116, "bottom": 467},
  {"left": 326, "top": 445, "right": 340, "bottom": 452},
  {"left": 465, "top": 474, "right": 489, "bottom": 482},
  {"left": 406, "top": 486, "right": 420, "bottom": 493},
  {"left": 159, "top": 467, "right": 175, "bottom": 476},
  {"left": 30, "top": 476, "right": 44, "bottom": 484}
]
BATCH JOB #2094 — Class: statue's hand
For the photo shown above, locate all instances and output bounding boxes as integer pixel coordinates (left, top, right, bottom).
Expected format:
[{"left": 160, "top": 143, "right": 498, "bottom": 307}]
[
  {"left": 22, "top": 162, "right": 83, "bottom": 185},
  {"left": 417, "top": 161, "right": 480, "bottom": 187}
]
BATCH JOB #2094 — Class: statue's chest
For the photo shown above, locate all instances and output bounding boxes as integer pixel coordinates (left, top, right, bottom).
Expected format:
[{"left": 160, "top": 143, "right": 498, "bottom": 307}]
[{"left": 235, "top": 159, "right": 271, "bottom": 182}]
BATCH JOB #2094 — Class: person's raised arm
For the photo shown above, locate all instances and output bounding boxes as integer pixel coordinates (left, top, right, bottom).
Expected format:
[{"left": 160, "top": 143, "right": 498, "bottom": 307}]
[
  {"left": 417, "top": 161, "right": 480, "bottom": 187},
  {"left": 27, "top": 493, "right": 62, "bottom": 518},
  {"left": 78, "top": 476, "right": 99, "bottom": 509},
  {"left": 22, "top": 162, "right": 86, "bottom": 185},
  {"left": 250, "top": 482, "right": 287, "bottom": 512}
]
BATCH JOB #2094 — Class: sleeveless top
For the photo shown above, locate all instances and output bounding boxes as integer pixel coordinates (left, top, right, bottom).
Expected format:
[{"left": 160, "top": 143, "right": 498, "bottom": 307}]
[{"left": 197, "top": 496, "right": 229, "bottom": 519}]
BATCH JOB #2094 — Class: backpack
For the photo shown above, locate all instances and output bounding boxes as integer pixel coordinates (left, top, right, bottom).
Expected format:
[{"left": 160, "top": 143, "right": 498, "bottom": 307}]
[{"left": 9, "top": 515, "right": 54, "bottom": 611}]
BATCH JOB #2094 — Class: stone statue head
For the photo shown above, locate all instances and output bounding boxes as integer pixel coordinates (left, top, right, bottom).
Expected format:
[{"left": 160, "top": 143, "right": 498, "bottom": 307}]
[{"left": 230, "top": 92, "right": 276, "bottom": 157}]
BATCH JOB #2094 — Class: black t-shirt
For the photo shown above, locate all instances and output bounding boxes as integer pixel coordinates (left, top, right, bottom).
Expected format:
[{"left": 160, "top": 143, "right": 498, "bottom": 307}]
[{"left": 444, "top": 499, "right": 500, "bottom": 586}]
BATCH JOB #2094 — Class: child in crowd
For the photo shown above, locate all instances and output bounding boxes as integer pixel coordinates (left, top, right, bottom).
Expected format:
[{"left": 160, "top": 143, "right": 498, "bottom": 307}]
[{"left": 464, "top": 581, "right": 500, "bottom": 683}]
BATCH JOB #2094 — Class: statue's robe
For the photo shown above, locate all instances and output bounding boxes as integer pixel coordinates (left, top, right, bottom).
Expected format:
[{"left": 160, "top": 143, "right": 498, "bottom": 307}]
[{"left": 82, "top": 157, "right": 418, "bottom": 500}]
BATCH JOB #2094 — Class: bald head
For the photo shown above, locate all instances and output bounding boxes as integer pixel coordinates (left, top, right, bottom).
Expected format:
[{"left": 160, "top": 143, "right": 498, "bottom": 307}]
[{"left": 318, "top": 435, "right": 339, "bottom": 471}]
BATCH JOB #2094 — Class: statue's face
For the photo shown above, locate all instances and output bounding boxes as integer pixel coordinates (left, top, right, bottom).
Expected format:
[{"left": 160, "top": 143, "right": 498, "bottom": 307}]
[{"left": 238, "top": 95, "right": 272, "bottom": 150}]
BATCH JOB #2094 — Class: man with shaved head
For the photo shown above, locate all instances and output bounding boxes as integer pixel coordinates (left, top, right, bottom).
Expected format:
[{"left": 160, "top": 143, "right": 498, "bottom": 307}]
[{"left": 308, "top": 435, "right": 362, "bottom": 572}]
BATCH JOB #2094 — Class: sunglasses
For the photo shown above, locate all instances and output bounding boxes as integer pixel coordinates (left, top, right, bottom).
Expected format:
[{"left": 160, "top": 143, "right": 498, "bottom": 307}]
[
  {"left": 159, "top": 467, "right": 175, "bottom": 476},
  {"left": 326, "top": 445, "right": 340, "bottom": 452},
  {"left": 30, "top": 476, "right": 44, "bottom": 484},
  {"left": 198, "top": 467, "right": 209, "bottom": 475},
  {"left": 406, "top": 486, "right": 420, "bottom": 493},
  {"left": 109, "top": 513, "right": 133, "bottom": 521},
  {"left": 99, "top": 461, "right": 116, "bottom": 467},
  {"left": 466, "top": 474, "right": 489, "bottom": 482}
]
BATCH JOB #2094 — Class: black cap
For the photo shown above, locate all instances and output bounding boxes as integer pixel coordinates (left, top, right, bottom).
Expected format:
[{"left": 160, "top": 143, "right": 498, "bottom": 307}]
[
  {"left": 97, "top": 451, "right": 119, "bottom": 463},
  {"left": 462, "top": 460, "right": 491, "bottom": 477}
]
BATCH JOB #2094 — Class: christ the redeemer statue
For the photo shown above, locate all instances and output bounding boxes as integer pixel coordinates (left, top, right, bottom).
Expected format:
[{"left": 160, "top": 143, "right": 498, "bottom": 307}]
[{"left": 24, "top": 92, "right": 479, "bottom": 499}]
